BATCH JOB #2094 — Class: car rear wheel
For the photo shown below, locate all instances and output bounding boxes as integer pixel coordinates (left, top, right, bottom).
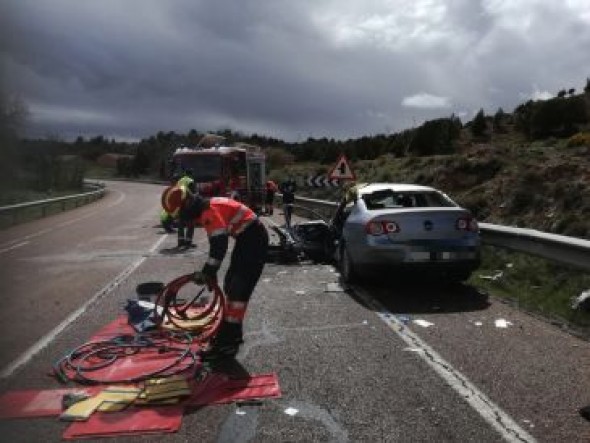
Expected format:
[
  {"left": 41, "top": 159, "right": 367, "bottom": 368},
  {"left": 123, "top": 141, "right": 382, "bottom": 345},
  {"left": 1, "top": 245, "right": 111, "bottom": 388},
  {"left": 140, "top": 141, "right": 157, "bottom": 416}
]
[{"left": 339, "top": 244, "right": 358, "bottom": 284}]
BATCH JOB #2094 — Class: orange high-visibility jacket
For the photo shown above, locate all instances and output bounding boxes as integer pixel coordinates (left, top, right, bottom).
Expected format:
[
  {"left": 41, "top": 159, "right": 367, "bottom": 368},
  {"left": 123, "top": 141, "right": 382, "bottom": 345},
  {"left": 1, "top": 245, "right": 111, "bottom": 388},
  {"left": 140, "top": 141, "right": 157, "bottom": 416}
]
[{"left": 196, "top": 197, "right": 258, "bottom": 276}]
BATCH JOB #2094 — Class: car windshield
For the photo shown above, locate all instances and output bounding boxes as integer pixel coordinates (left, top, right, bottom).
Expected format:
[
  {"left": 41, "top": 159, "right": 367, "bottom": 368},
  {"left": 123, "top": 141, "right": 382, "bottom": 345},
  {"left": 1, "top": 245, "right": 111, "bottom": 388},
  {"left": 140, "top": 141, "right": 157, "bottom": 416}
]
[{"left": 362, "top": 190, "right": 456, "bottom": 209}]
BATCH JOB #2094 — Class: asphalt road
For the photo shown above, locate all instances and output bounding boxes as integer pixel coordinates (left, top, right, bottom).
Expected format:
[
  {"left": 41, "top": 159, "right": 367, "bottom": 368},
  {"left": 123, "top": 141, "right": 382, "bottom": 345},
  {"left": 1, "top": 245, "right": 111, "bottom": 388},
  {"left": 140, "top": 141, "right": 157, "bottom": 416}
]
[{"left": 0, "top": 180, "right": 588, "bottom": 442}]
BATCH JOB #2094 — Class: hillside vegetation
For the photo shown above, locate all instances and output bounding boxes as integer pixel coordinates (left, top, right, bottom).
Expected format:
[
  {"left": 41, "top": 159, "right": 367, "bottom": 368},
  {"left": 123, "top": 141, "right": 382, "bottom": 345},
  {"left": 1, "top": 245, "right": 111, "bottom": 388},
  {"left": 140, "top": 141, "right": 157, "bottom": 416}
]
[
  {"left": 1, "top": 79, "right": 590, "bottom": 240},
  {"left": 277, "top": 138, "right": 590, "bottom": 239}
]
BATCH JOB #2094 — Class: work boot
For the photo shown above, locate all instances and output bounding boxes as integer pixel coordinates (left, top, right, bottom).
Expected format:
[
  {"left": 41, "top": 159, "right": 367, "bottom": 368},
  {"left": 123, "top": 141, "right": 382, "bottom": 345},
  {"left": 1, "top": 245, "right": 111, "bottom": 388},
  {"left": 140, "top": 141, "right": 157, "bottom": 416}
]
[
  {"left": 200, "top": 322, "right": 243, "bottom": 362},
  {"left": 177, "top": 240, "right": 193, "bottom": 250}
]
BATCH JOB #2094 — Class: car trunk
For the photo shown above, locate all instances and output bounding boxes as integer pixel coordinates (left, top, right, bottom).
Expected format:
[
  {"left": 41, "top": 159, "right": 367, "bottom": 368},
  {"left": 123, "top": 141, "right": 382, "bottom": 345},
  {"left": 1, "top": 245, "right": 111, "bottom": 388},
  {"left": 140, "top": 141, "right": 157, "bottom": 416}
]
[{"left": 370, "top": 207, "right": 476, "bottom": 241}]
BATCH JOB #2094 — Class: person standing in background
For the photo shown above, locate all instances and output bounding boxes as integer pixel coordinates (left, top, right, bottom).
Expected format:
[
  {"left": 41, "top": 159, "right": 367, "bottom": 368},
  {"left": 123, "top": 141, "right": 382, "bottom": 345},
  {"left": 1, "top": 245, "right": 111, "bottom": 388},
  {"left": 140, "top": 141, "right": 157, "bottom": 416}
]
[
  {"left": 279, "top": 177, "right": 297, "bottom": 228},
  {"left": 176, "top": 170, "right": 196, "bottom": 248},
  {"left": 264, "top": 179, "right": 278, "bottom": 215}
]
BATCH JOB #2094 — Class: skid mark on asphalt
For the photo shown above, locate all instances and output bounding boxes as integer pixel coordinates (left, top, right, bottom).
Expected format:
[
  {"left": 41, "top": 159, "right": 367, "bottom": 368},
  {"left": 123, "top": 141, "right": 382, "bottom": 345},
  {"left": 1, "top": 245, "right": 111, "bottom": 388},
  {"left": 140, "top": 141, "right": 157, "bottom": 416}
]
[
  {"left": 353, "top": 286, "right": 537, "bottom": 443},
  {"left": 276, "top": 399, "right": 350, "bottom": 442},
  {"left": 218, "top": 405, "right": 259, "bottom": 443},
  {"left": 0, "top": 233, "right": 168, "bottom": 379}
]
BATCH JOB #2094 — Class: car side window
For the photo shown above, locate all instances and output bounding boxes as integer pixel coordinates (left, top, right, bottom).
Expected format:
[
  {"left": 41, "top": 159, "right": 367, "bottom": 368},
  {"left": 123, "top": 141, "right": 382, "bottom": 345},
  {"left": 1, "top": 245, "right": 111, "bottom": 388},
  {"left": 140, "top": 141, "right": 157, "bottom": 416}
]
[
  {"left": 423, "top": 192, "right": 456, "bottom": 207},
  {"left": 397, "top": 194, "right": 413, "bottom": 207},
  {"left": 413, "top": 194, "right": 427, "bottom": 207},
  {"left": 363, "top": 190, "right": 397, "bottom": 209}
]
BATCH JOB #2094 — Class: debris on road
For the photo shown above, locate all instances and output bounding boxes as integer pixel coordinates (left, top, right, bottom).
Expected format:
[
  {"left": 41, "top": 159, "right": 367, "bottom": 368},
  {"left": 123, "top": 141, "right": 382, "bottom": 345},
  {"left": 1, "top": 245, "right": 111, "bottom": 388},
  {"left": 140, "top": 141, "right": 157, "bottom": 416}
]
[
  {"left": 413, "top": 319, "right": 434, "bottom": 328},
  {"left": 494, "top": 319, "right": 513, "bottom": 328}
]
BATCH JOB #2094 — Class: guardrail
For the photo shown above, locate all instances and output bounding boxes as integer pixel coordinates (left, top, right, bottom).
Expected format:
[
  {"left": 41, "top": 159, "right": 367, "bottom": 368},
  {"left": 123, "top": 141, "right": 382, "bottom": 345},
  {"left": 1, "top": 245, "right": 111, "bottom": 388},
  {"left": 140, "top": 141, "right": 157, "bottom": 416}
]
[
  {"left": 291, "top": 195, "right": 590, "bottom": 272},
  {"left": 0, "top": 182, "right": 106, "bottom": 227}
]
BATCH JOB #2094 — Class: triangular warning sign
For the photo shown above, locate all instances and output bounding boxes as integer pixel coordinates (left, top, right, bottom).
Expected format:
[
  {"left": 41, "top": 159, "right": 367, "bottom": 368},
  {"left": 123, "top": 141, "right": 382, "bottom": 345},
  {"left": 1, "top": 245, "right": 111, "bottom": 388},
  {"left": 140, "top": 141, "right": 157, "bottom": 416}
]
[{"left": 328, "top": 154, "right": 356, "bottom": 180}]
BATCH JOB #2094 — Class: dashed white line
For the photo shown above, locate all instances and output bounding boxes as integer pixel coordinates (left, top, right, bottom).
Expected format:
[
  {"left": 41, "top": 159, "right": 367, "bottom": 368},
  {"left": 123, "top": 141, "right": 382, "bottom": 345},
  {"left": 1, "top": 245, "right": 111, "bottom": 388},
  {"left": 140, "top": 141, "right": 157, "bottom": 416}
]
[
  {"left": 0, "top": 233, "right": 168, "bottom": 379},
  {"left": 353, "top": 286, "right": 536, "bottom": 443}
]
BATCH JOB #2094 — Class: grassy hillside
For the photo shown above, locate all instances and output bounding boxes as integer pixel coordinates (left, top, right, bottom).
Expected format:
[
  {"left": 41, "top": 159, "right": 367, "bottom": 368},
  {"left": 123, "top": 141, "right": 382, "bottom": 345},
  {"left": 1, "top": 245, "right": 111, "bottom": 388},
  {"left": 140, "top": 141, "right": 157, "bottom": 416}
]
[
  {"left": 272, "top": 133, "right": 590, "bottom": 239},
  {"left": 269, "top": 130, "right": 590, "bottom": 337}
]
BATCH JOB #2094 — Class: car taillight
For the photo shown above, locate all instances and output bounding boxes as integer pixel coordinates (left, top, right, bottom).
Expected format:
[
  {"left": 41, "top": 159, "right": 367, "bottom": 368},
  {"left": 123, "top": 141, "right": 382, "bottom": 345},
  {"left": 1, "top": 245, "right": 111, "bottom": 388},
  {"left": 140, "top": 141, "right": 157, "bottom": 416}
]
[
  {"left": 365, "top": 220, "right": 400, "bottom": 235},
  {"left": 456, "top": 217, "right": 479, "bottom": 232}
]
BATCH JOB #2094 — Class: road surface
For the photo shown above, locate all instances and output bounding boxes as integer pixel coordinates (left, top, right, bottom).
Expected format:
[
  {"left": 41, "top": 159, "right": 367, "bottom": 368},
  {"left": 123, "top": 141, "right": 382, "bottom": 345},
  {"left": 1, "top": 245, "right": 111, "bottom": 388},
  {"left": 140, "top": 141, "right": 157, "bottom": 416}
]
[{"left": 0, "top": 180, "right": 588, "bottom": 442}]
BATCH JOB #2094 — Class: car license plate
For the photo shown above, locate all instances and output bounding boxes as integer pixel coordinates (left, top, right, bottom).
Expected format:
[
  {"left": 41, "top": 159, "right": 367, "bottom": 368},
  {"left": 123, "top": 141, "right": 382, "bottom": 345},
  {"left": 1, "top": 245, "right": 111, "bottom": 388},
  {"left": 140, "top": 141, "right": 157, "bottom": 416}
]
[{"left": 410, "top": 251, "right": 430, "bottom": 261}]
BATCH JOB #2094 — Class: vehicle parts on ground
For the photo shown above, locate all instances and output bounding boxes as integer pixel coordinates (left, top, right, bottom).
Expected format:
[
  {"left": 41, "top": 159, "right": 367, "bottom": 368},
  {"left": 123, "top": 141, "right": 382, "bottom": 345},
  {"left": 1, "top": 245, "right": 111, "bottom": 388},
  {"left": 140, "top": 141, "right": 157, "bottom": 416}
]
[{"left": 266, "top": 204, "right": 336, "bottom": 264}]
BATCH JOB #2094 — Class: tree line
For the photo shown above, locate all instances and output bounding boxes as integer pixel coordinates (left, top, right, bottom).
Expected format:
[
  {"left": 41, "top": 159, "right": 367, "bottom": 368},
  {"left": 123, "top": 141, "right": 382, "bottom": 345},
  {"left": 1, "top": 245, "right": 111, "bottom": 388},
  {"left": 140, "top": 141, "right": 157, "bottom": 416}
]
[{"left": 1, "top": 78, "right": 589, "bottom": 193}]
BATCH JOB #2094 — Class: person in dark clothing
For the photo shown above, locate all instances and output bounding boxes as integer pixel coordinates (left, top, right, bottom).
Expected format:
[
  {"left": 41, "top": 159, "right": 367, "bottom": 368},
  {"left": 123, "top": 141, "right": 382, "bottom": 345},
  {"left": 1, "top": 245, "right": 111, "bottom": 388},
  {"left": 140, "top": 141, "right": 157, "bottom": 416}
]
[
  {"left": 162, "top": 186, "right": 269, "bottom": 361},
  {"left": 279, "top": 178, "right": 297, "bottom": 228}
]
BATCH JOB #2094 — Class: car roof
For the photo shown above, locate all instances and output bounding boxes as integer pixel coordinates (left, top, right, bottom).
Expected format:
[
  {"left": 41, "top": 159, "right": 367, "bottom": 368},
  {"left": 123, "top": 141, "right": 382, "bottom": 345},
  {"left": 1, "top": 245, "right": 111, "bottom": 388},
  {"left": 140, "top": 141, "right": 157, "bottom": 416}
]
[{"left": 356, "top": 183, "right": 438, "bottom": 196}]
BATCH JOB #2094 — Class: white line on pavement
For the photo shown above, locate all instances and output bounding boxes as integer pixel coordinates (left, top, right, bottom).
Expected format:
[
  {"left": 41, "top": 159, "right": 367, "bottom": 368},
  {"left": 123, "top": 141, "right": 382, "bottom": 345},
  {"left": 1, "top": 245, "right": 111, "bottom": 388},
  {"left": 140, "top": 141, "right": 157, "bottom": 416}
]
[
  {"left": 353, "top": 286, "right": 537, "bottom": 443},
  {"left": 0, "top": 234, "right": 167, "bottom": 379},
  {"left": 0, "top": 241, "right": 29, "bottom": 254},
  {"left": 0, "top": 189, "right": 125, "bottom": 251}
]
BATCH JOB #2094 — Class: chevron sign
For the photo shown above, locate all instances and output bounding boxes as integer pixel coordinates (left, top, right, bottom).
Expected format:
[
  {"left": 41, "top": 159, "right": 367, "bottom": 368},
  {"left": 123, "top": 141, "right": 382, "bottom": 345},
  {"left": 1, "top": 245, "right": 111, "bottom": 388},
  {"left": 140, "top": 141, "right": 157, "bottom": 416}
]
[{"left": 305, "top": 175, "right": 340, "bottom": 187}]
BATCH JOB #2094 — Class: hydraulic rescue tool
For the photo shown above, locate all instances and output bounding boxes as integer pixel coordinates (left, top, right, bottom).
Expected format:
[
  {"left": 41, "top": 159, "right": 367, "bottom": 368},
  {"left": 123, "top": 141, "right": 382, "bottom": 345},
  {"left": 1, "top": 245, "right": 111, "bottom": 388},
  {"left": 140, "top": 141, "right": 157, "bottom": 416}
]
[{"left": 53, "top": 275, "right": 226, "bottom": 385}]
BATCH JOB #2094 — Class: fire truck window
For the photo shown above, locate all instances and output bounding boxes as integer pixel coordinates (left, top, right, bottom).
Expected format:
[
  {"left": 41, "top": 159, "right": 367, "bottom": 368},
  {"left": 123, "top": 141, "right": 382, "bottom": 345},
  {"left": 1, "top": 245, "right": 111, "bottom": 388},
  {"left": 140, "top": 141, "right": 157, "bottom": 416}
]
[
  {"left": 236, "top": 152, "right": 247, "bottom": 176},
  {"left": 179, "top": 156, "right": 222, "bottom": 182}
]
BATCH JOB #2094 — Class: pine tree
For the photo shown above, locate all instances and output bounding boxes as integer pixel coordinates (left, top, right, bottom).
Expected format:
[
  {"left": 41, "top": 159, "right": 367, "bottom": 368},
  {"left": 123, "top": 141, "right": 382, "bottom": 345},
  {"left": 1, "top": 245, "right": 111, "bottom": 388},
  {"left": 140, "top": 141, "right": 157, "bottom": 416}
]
[{"left": 471, "top": 109, "right": 487, "bottom": 137}]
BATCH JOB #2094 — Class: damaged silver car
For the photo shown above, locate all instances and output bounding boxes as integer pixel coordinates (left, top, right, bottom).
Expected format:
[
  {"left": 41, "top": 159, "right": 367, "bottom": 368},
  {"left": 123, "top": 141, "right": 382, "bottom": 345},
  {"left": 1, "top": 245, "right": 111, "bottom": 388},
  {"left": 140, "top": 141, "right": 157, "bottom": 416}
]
[{"left": 331, "top": 183, "right": 481, "bottom": 283}]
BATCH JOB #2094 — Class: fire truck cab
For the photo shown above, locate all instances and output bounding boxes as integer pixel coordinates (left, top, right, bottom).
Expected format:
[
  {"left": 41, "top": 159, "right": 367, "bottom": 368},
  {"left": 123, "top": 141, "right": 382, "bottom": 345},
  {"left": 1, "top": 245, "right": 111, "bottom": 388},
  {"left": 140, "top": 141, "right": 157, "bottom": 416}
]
[{"left": 169, "top": 141, "right": 266, "bottom": 213}]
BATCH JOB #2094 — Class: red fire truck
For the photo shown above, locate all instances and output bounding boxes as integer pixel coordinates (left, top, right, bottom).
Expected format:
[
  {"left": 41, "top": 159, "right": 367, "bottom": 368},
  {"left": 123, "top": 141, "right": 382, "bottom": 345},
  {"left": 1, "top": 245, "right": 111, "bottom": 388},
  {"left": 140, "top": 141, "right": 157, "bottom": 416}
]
[{"left": 168, "top": 142, "right": 266, "bottom": 213}]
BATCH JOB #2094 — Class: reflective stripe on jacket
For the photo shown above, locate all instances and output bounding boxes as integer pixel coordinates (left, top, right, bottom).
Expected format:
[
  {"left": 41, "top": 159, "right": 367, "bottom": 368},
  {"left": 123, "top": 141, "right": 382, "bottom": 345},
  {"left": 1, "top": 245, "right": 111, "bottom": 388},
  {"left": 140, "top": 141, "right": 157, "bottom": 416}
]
[
  {"left": 197, "top": 197, "right": 258, "bottom": 276},
  {"left": 200, "top": 197, "right": 257, "bottom": 238}
]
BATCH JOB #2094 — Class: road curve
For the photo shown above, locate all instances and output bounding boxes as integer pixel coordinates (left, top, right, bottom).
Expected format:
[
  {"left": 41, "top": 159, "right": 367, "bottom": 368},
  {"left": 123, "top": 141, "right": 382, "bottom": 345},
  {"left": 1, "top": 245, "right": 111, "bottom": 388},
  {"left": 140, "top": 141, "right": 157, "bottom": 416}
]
[{"left": 0, "top": 180, "right": 587, "bottom": 442}]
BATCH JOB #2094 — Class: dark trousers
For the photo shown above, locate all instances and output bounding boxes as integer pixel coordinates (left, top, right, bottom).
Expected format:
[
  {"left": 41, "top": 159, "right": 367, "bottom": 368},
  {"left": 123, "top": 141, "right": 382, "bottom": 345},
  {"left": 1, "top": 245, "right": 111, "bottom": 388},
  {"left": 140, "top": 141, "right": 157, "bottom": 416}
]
[
  {"left": 283, "top": 203, "right": 293, "bottom": 228},
  {"left": 224, "top": 221, "right": 269, "bottom": 303},
  {"left": 177, "top": 221, "right": 194, "bottom": 245}
]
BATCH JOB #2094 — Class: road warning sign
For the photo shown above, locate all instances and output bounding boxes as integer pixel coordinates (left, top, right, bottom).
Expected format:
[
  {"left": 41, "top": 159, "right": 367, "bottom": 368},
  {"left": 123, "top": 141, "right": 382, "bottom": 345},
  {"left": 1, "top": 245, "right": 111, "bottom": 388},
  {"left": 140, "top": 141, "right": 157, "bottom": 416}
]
[{"left": 328, "top": 154, "right": 356, "bottom": 181}]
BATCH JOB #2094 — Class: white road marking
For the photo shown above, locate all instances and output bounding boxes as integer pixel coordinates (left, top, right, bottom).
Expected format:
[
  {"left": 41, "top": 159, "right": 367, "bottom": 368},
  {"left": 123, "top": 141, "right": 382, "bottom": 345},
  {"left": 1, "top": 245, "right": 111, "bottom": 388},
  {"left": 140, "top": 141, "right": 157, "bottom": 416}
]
[
  {"left": 0, "top": 241, "right": 29, "bottom": 254},
  {"left": 0, "top": 189, "right": 126, "bottom": 251},
  {"left": 353, "top": 286, "right": 537, "bottom": 443},
  {"left": 0, "top": 234, "right": 168, "bottom": 379}
]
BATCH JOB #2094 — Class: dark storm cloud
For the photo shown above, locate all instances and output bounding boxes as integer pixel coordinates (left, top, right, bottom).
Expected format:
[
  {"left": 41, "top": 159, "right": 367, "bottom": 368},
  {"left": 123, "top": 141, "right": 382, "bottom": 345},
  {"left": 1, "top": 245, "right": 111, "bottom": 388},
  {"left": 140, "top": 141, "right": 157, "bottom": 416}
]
[{"left": 1, "top": 0, "right": 590, "bottom": 142}]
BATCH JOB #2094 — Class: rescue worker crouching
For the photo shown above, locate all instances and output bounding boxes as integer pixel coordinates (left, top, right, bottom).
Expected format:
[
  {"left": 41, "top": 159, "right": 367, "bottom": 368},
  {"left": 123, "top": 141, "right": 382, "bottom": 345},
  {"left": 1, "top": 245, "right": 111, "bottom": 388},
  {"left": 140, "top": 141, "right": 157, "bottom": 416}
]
[{"left": 161, "top": 185, "right": 269, "bottom": 361}]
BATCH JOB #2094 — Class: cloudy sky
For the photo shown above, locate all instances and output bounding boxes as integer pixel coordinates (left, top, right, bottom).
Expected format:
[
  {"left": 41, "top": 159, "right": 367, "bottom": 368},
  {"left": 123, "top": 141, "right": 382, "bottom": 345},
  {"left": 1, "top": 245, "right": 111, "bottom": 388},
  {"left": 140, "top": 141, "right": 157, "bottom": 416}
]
[{"left": 2, "top": 0, "right": 589, "bottom": 142}]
